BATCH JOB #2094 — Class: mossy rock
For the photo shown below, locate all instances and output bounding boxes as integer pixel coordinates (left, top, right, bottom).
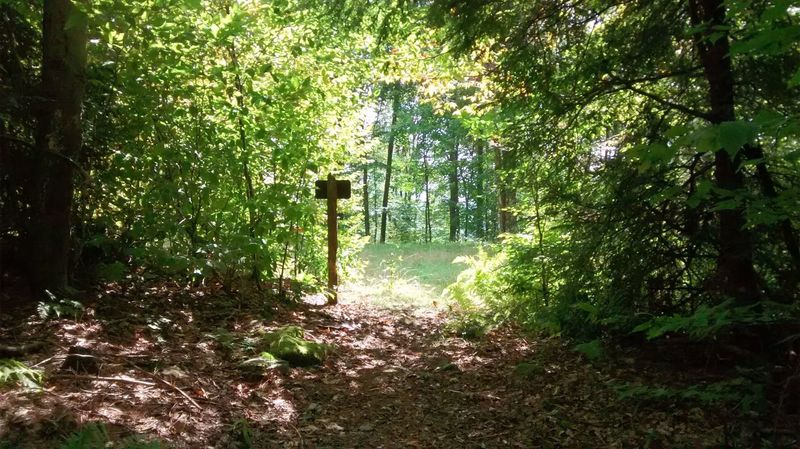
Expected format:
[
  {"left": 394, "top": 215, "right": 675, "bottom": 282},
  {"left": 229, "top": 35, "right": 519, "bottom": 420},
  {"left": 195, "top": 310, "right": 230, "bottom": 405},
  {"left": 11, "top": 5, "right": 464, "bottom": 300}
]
[
  {"left": 260, "top": 326, "right": 332, "bottom": 367},
  {"left": 239, "top": 352, "right": 289, "bottom": 379},
  {"left": 514, "top": 361, "right": 546, "bottom": 378}
]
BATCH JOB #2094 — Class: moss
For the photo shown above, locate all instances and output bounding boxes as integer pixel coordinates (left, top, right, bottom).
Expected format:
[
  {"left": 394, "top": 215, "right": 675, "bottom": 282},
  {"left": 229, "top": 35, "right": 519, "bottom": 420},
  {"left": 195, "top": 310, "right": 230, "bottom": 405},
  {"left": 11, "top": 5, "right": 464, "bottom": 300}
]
[{"left": 260, "top": 326, "right": 332, "bottom": 367}]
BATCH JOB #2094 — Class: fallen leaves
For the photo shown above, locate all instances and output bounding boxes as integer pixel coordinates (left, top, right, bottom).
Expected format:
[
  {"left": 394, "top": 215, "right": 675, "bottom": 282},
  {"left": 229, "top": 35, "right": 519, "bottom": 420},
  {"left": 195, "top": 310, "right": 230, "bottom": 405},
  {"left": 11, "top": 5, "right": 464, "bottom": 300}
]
[{"left": 0, "top": 280, "right": 750, "bottom": 448}]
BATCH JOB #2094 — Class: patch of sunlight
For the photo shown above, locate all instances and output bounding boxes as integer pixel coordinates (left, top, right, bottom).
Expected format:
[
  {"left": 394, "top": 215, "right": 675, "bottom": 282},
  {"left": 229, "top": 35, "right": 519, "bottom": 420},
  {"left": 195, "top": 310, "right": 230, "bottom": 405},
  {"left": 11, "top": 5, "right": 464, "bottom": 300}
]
[
  {"left": 342, "top": 276, "right": 442, "bottom": 311},
  {"left": 343, "top": 242, "right": 478, "bottom": 311}
]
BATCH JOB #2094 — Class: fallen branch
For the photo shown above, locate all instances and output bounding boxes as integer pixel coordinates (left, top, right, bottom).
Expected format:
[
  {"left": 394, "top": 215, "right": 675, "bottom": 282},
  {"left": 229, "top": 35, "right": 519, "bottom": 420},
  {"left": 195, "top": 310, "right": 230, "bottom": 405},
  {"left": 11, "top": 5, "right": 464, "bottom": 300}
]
[
  {"left": 51, "top": 374, "right": 155, "bottom": 386},
  {"left": 0, "top": 342, "right": 46, "bottom": 357},
  {"left": 125, "top": 361, "right": 202, "bottom": 410}
]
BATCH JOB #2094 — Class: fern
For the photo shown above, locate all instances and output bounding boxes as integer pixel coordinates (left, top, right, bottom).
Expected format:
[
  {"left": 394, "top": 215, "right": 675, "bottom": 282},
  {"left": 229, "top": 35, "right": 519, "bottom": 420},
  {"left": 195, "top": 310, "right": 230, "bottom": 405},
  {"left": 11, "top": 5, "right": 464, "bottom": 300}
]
[
  {"left": 632, "top": 300, "right": 798, "bottom": 340},
  {"left": 37, "top": 293, "right": 85, "bottom": 320},
  {"left": 59, "top": 423, "right": 109, "bottom": 449},
  {"left": 0, "top": 359, "right": 44, "bottom": 390}
]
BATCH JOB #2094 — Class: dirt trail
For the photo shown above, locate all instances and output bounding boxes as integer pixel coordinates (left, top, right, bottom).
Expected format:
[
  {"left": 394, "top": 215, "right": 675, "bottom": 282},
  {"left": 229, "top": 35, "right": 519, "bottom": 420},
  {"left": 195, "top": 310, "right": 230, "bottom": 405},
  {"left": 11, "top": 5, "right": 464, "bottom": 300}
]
[
  {"left": 274, "top": 301, "right": 535, "bottom": 448},
  {"left": 1, "top": 285, "right": 724, "bottom": 448},
  {"left": 243, "top": 298, "right": 719, "bottom": 448}
]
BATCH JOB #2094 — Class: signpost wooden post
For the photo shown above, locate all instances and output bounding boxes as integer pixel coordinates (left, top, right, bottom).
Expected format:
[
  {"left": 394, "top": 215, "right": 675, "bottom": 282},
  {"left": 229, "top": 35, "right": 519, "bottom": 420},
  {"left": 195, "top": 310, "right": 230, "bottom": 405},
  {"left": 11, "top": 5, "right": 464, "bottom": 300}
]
[{"left": 315, "top": 175, "right": 351, "bottom": 304}]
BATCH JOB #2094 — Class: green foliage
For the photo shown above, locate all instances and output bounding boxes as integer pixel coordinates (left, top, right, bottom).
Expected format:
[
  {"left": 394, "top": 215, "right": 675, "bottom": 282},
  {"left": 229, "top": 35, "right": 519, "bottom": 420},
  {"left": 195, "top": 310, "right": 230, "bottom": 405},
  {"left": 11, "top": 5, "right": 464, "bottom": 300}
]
[
  {"left": 632, "top": 300, "right": 798, "bottom": 340},
  {"left": 93, "top": 261, "right": 128, "bottom": 282},
  {"left": 573, "top": 339, "right": 604, "bottom": 361},
  {"left": 444, "top": 314, "right": 491, "bottom": 340},
  {"left": 425, "top": 0, "right": 800, "bottom": 352},
  {"left": 446, "top": 248, "right": 505, "bottom": 315},
  {"left": 0, "top": 359, "right": 44, "bottom": 390},
  {"left": 229, "top": 419, "right": 253, "bottom": 449},
  {"left": 60, "top": 423, "right": 108, "bottom": 449},
  {"left": 59, "top": 423, "right": 166, "bottom": 449},
  {"left": 616, "top": 376, "right": 765, "bottom": 413},
  {"left": 37, "top": 296, "right": 85, "bottom": 321}
]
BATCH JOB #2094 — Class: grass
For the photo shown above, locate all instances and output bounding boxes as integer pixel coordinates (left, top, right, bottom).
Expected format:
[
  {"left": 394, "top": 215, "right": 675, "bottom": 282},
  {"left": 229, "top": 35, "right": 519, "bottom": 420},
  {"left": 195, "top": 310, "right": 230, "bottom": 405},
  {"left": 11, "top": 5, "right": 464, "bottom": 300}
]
[{"left": 344, "top": 242, "right": 477, "bottom": 310}]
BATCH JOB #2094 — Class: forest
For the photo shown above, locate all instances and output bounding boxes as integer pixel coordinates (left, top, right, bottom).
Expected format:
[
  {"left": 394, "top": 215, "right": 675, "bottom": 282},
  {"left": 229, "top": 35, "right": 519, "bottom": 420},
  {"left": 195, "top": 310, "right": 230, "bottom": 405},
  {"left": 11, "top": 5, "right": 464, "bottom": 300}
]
[{"left": 1, "top": 0, "right": 799, "bottom": 447}]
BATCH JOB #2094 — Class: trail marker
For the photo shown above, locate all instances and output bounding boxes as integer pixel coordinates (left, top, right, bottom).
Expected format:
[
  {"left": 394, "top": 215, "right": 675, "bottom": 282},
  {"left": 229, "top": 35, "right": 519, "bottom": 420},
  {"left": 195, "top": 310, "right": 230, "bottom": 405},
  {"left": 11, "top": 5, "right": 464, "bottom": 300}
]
[{"left": 315, "top": 174, "right": 351, "bottom": 304}]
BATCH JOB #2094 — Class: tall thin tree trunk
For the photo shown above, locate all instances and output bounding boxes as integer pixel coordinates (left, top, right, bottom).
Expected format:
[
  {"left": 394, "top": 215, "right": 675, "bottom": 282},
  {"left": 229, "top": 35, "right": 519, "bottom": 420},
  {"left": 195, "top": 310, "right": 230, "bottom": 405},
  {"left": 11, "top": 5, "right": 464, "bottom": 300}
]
[
  {"left": 495, "top": 146, "right": 517, "bottom": 234},
  {"left": 379, "top": 89, "right": 400, "bottom": 244},
  {"left": 449, "top": 139, "right": 460, "bottom": 241},
  {"left": 363, "top": 163, "right": 370, "bottom": 238},
  {"left": 531, "top": 166, "right": 548, "bottom": 305},
  {"left": 29, "top": 0, "right": 87, "bottom": 293},
  {"left": 463, "top": 156, "right": 469, "bottom": 240},
  {"left": 744, "top": 144, "right": 800, "bottom": 293},
  {"left": 372, "top": 166, "right": 379, "bottom": 241},
  {"left": 690, "top": 0, "right": 760, "bottom": 302},
  {"left": 227, "top": 39, "right": 259, "bottom": 282},
  {"left": 474, "top": 142, "right": 485, "bottom": 239},
  {"left": 423, "top": 148, "right": 431, "bottom": 243}
]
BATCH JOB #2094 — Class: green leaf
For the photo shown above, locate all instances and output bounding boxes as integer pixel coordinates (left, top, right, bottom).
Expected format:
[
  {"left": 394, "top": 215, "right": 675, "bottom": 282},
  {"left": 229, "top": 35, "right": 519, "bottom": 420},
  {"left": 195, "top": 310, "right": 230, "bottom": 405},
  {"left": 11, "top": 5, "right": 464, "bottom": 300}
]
[
  {"left": 754, "top": 110, "right": 785, "bottom": 128},
  {"left": 573, "top": 339, "right": 603, "bottom": 360},
  {"left": 683, "top": 125, "right": 718, "bottom": 152},
  {"left": 717, "top": 121, "right": 756, "bottom": 156},
  {"left": 664, "top": 125, "right": 689, "bottom": 139},
  {"left": 626, "top": 143, "right": 675, "bottom": 165},
  {"left": 789, "top": 68, "right": 800, "bottom": 88},
  {"left": 712, "top": 198, "right": 741, "bottom": 211},
  {"left": 64, "top": 8, "right": 88, "bottom": 32}
]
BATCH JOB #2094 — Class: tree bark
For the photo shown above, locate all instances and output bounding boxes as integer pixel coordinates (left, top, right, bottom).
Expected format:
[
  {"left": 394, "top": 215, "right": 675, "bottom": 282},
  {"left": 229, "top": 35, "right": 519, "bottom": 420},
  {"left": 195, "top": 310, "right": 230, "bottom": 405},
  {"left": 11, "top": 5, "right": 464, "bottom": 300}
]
[
  {"left": 744, "top": 144, "right": 800, "bottom": 292},
  {"left": 379, "top": 89, "right": 400, "bottom": 244},
  {"left": 227, "top": 38, "right": 259, "bottom": 282},
  {"left": 29, "top": 0, "right": 87, "bottom": 293},
  {"left": 463, "top": 154, "right": 469, "bottom": 240},
  {"left": 448, "top": 138, "right": 460, "bottom": 241},
  {"left": 362, "top": 163, "right": 370, "bottom": 238},
  {"left": 495, "top": 146, "right": 517, "bottom": 234},
  {"left": 423, "top": 147, "right": 431, "bottom": 243},
  {"left": 690, "top": 0, "right": 761, "bottom": 302},
  {"left": 474, "top": 141, "right": 486, "bottom": 239}
]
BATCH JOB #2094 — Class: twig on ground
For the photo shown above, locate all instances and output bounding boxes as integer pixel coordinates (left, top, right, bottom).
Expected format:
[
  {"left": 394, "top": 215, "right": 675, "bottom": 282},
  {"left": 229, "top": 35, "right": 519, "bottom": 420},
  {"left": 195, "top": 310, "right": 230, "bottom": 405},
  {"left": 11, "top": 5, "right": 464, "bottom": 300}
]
[
  {"left": 288, "top": 422, "right": 304, "bottom": 448},
  {"left": 125, "top": 361, "right": 203, "bottom": 410},
  {"left": 51, "top": 374, "right": 156, "bottom": 386},
  {"left": 31, "top": 355, "right": 56, "bottom": 368}
]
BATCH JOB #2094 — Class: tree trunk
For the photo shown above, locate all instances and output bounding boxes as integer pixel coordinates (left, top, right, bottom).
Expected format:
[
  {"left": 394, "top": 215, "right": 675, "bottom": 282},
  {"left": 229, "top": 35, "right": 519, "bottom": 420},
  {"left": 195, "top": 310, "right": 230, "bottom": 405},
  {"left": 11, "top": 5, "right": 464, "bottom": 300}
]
[
  {"left": 744, "top": 144, "right": 800, "bottom": 293},
  {"left": 362, "top": 163, "right": 370, "bottom": 238},
  {"left": 495, "top": 146, "right": 517, "bottom": 234},
  {"left": 372, "top": 166, "right": 379, "bottom": 242},
  {"left": 448, "top": 138, "right": 460, "bottom": 241},
  {"left": 29, "top": 0, "right": 87, "bottom": 293},
  {"left": 474, "top": 141, "right": 485, "bottom": 239},
  {"left": 462, "top": 150, "right": 470, "bottom": 240},
  {"left": 379, "top": 89, "right": 400, "bottom": 244},
  {"left": 227, "top": 38, "right": 259, "bottom": 282},
  {"left": 531, "top": 165, "right": 548, "bottom": 305},
  {"left": 690, "top": 0, "right": 760, "bottom": 302},
  {"left": 423, "top": 148, "right": 431, "bottom": 243}
]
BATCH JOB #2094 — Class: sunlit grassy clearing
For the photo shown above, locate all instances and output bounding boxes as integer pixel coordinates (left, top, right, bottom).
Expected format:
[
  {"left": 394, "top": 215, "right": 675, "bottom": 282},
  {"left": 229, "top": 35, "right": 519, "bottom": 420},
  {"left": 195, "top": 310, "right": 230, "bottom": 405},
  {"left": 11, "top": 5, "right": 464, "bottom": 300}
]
[{"left": 344, "top": 242, "right": 477, "bottom": 310}]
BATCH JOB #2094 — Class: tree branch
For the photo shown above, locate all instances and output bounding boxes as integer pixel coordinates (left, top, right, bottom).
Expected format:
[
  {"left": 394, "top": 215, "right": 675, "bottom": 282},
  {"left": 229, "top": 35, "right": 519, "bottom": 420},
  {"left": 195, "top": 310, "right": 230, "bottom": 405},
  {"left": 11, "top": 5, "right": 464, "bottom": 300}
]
[{"left": 613, "top": 81, "right": 713, "bottom": 121}]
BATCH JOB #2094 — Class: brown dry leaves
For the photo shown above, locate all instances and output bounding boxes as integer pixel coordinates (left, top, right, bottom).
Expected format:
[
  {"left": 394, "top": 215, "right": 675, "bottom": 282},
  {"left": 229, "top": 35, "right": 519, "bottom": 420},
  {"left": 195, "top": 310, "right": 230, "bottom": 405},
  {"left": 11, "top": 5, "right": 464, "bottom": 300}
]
[{"left": 0, "top": 282, "right": 729, "bottom": 448}]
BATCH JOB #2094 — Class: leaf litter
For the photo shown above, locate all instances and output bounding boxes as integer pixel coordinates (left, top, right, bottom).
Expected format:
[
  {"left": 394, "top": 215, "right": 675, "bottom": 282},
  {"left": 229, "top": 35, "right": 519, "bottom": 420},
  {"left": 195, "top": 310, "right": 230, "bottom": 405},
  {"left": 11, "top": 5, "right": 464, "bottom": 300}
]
[{"left": 0, "top": 280, "right": 744, "bottom": 448}]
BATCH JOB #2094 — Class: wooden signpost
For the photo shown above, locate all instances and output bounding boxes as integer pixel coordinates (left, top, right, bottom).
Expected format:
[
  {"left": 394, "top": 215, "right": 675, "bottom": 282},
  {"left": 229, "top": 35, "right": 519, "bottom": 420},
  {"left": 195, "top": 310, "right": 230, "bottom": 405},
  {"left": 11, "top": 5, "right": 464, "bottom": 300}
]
[{"left": 315, "top": 174, "right": 351, "bottom": 304}]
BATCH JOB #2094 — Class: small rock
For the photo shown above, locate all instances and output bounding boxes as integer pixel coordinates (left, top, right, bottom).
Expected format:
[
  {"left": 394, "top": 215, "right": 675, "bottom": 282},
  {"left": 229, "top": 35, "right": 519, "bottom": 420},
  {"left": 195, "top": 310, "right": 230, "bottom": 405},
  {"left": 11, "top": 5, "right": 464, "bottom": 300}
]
[
  {"left": 358, "top": 423, "right": 374, "bottom": 432},
  {"left": 325, "top": 423, "right": 344, "bottom": 432},
  {"left": 60, "top": 346, "right": 99, "bottom": 375}
]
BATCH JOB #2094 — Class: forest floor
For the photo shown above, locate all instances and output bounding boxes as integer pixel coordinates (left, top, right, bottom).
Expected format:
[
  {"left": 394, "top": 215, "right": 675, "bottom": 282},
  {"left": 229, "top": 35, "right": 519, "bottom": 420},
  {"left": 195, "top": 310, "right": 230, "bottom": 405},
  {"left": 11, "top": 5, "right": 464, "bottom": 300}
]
[{"left": 0, "top": 245, "right": 761, "bottom": 448}]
